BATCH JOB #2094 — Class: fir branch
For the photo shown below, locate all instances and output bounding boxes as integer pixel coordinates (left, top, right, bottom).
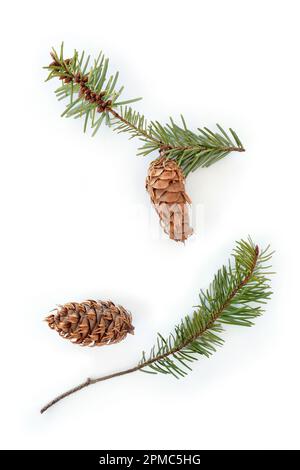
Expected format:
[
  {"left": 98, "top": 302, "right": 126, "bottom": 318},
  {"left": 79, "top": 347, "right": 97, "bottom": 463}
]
[
  {"left": 44, "top": 43, "right": 245, "bottom": 175},
  {"left": 138, "top": 238, "right": 273, "bottom": 377},
  {"left": 41, "top": 238, "right": 273, "bottom": 413}
]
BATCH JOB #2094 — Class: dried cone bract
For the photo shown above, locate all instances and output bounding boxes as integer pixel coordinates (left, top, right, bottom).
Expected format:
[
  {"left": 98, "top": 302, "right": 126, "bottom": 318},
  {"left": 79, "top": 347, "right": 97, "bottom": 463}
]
[
  {"left": 146, "top": 156, "right": 193, "bottom": 241},
  {"left": 46, "top": 300, "right": 134, "bottom": 346}
]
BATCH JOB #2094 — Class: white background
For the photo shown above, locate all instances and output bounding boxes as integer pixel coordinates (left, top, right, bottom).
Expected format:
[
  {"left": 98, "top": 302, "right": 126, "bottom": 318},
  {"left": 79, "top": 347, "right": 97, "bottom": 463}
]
[{"left": 1, "top": 0, "right": 299, "bottom": 450}]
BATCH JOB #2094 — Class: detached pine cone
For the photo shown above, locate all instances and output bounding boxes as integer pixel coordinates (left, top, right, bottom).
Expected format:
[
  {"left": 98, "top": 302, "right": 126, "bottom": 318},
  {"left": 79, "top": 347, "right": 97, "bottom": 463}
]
[
  {"left": 146, "top": 156, "right": 193, "bottom": 242},
  {"left": 46, "top": 300, "right": 134, "bottom": 347}
]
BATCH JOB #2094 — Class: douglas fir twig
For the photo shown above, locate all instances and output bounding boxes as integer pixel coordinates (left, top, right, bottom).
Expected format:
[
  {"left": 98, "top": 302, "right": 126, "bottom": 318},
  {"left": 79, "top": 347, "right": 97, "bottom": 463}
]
[
  {"left": 41, "top": 237, "right": 273, "bottom": 413},
  {"left": 45, "top": 300, "right": 134, "bottom": 347},
  {"left": 44, "top": 43, "right": 245, "bottom": 242}
]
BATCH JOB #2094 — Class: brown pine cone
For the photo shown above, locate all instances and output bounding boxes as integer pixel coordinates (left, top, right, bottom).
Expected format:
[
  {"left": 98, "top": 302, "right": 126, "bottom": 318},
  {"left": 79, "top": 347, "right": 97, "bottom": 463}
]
[
  {"left": 146, "top": 156, "right": 193, "bottom": 242},
  {"left": 45, "top": 300, "right": 134, "bottom": 347}
]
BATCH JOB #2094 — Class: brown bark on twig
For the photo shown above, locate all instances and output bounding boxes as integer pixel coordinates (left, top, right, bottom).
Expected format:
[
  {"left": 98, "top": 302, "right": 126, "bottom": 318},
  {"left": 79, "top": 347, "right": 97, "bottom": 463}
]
[{"left": 41, "top": 246, "right": 258, "bottom": 414}]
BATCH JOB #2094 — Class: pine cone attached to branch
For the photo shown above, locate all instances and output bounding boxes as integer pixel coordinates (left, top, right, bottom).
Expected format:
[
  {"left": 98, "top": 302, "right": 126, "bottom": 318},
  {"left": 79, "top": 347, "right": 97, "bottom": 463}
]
[
  {"left": 46, "top": 300, "right": 134, "bottom": 347},
  {"left": 146, "top": 155, "right": 193, "bottom": 242}
]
